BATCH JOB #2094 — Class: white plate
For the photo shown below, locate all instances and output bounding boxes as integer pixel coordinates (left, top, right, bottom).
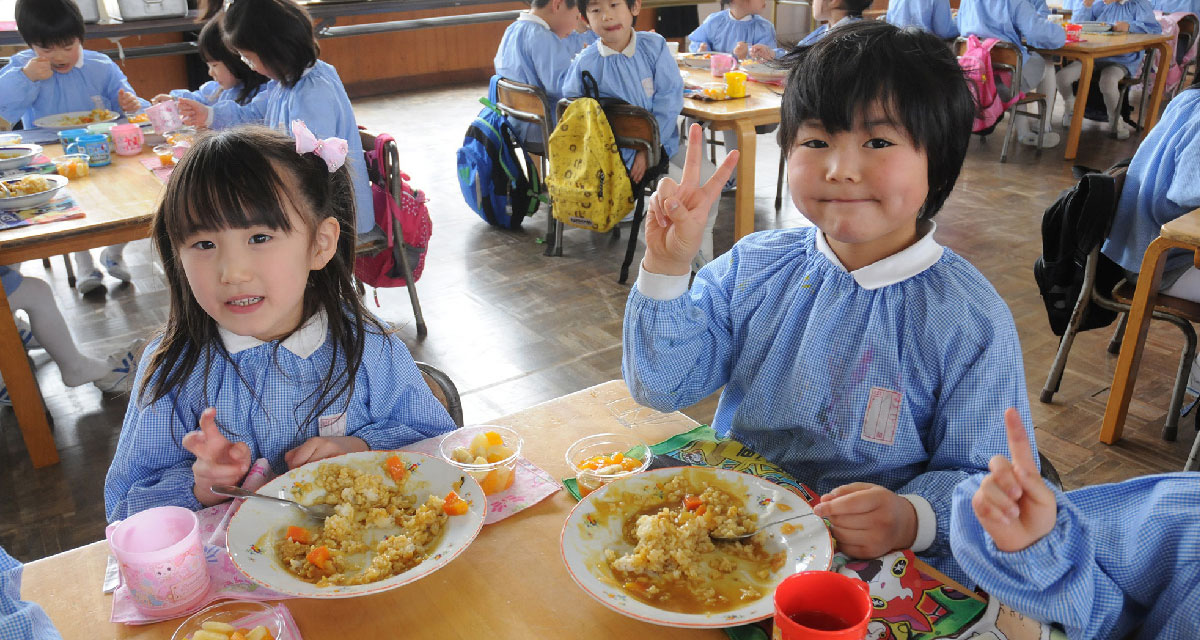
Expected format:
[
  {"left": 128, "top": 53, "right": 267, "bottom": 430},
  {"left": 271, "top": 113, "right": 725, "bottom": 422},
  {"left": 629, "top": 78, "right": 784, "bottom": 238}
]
[
  {"left": 0, "top": 145, "right": 42, "bottom": 172},
  {"left": 560, "top": 466, "right": 833, "bottom": 628},
  {"left": 226, "top": 451, "right": 485, "bottom": 599},
  {"left": 741, "top": 61, "right": 787, "bottom": 83},
  {"left": 32, "top": 109, "right": 120, "bottom": 131},
  {"left": 678, "top": 52, "right": 713, "bottom": 69},
  {"left": 1077, "top": 21, "right": 1113, "bottom": 33},
  {"left": 0, "top": 174, "right": 67, "bottom": 211}
]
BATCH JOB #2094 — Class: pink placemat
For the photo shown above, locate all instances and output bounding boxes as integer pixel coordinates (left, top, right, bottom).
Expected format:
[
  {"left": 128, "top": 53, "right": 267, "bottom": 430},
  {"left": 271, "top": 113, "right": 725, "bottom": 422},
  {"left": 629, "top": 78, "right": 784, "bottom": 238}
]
[{"left": 139, "top": 156, "right": 173, "bottom": 183}]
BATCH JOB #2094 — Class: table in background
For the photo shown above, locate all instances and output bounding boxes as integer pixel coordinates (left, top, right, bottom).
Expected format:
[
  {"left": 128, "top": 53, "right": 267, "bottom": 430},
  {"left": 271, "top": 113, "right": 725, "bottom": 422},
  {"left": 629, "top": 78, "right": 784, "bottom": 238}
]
[
  {"left": 1035, "top": 32, "right": 1173, "bottom": 161},
  {"left": 0, "top": 145, "right": 161, "bottom": 468},
  {"left": 680, "top": 66, "right": 782, "bottom": 242}
]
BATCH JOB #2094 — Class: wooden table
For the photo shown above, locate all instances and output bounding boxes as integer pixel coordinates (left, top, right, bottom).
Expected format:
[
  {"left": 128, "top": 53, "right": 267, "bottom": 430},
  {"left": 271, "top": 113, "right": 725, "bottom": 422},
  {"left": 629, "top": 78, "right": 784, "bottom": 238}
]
[
  {"left": 680, "top": 66, "right": 782, "bottom": 242},
  {"left": 0, "top": 145, "right": 162, "bottom": 468},
  {"left": 1034, "top": 33, "right": 1173, "bottom": 161},
  {"left": 1101, "top": 208, "right": 1200, "bottom": 444}
]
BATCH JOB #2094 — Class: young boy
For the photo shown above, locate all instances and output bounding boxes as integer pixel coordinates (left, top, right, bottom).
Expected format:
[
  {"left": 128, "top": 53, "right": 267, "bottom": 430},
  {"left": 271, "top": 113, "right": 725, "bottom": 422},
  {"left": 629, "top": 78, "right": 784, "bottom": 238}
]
[
  {"left": 494, "top": 0, "right": 582, "bottom": 151},
  {"left": 622, "top": 21, "right": 1035, "bottom": 585},
  {"left": 951, "top": 410, "right": 1200, "bottom": 639},
  {"left": 1, "top": 545, "right": 63, "bottom": 639},
  {"left": 797, "top": 0, "right": 870, "bottom": 45},
  {"left": 0, "top": 0, "right": 147, "bottom": 295},
  {"left": 957, "top": 0, "right": 1066, "bottom": 148},
  {"left": 1056, "top": 0, "right": 1160, "bottom": 141},
  {"left": 885, "top": 0, "right": 959, "bottom": 39}
]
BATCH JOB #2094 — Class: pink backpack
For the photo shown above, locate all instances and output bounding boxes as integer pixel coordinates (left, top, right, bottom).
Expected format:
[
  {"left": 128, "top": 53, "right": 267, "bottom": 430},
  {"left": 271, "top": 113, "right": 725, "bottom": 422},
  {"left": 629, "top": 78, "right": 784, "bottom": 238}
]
[
  {"left": 353, "top": 133, "right": 432, "bottom": 289},
  {"left": 959, "top": 35, "right": 1021, "bottom": 133}
]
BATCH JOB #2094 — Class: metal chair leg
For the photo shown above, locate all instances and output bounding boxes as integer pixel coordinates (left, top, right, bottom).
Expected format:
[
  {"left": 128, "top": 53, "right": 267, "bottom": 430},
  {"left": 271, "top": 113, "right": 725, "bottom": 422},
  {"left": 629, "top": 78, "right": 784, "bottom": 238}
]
[
  {"left": 390, "top": 215, "right": 427, "bottom": 340},
  {"left": 1108, "top": 312, "right": 1128, "bottom": 354},
  {"left": 40, "top": 258, "right": 50, "bottom": 268},
  {"left": 1035, "top": 98, "right": 1046, "bottom": 157},
  {"left": 1041, "top": 248, "right": 1100, "bottom": 402},
  {"left": 620, "top": 190, "right": 648, "bottom": 284},
  {"left": 1163, "top": 318, "right": 1198, "bottom": 442},
  {"left": 1000, "top": 105, "right": 1019, "bottom": 163},
  {"left": 63, "top": 254, "right": 75, "bottom": 289}
]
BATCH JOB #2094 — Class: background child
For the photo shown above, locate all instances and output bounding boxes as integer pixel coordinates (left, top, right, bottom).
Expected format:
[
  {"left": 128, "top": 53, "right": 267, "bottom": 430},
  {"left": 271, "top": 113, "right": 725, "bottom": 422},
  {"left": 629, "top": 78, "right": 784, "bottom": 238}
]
[
  {"left": 951, "top": 409, "right": 1200, "bottom": 640},
  {"left": 1153, "top": 0, "right": 1200, "bottom": 14},
  {"left": 886, "top": 0, "right": 959, "bottom": 39},
  {"left": 623, "top": 21, "right": 1035, "bottom": 584},
  {"left": 687, "top": 0, "right": 784, "bottom": 60},
  {"left": 957, "top": 0, "right": 1066, "bottom": 148},
  {"left": 1, "top": 545, "right": 62, "bottom": 640},
  {"left": 797, "top": 0, "right": 870, "bottom": 45},
  {"left": 153, "top": 19, "right": 268, "bottom": 107},
  {"left": 494, "top": 0, "right": 581, "bottom": 152},
  {"left": 1056, "top": 0, "right": 1160, "bottom": 141},
  {"left": 103, "top": 126, "right": 456, "bottom": 520},
  {"left": 565, "top": 13, "right": 600, "bottom": 53},
  {"left": 178, "top": 0, "right": 376, "bottom": 238},
  {"left": 0, "top": 0, "right": 148, "bottom": 295}
]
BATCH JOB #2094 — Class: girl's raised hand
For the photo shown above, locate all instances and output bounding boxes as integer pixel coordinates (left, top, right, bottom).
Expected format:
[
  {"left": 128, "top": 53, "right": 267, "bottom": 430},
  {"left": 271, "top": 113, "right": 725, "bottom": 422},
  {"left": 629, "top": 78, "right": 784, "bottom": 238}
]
[
  {"left": 183, "top": 408, "right": 251, "bottom": 506},
  {"left": 177, "top": 98, "right": 211, "bottom": 127},
  {"left": 971, "top": 409, "right": 1058, "bottom": 552},
  {"left": 642, "top": 123, "right": 739, "bottom": 276},
  {"left": 284, "top": 436, "right": 369, "bottom": 470}
]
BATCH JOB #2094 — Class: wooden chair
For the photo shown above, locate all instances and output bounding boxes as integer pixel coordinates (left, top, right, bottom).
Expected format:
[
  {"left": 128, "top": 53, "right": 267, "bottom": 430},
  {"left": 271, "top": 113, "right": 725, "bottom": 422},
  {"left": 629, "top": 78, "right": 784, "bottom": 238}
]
[
  {"left": 355, "top": 129, "right": 428, "bottom": 339},
  {"left": 554, "top": 99, "right": 666, "bottom": 284},
  {"left": 416, "top": 361, "right": 463, "bottom": 428},
  {"left": 1178, "top": 14, "right": 1199, "bottom": 89},
  {"left": 955, "top": 38, "right": 1048, "bottom": 162},
  {"left": 494, "top": 78, "right": 560, "bottom": 257}
]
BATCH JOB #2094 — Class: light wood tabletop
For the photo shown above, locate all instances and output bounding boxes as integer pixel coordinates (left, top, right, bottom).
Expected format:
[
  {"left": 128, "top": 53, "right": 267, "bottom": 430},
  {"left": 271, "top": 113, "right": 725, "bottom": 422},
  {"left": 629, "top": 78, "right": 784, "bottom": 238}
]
[
  {"left": 0, "top": 145, "right": 163, "bottom": 468},
  {"left": 679, "top": 65, "right": 783, "bottom": 242},
  {"left": 1034, "top": 32, "right": 1173, "bottom": 161}
]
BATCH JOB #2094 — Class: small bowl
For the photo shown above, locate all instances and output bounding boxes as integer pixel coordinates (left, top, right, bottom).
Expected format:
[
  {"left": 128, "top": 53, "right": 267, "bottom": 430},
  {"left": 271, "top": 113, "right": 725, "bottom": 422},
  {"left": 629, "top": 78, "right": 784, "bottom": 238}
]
[
  {"left": 565, "top": 432, "right": 653, "bottom": 497},
  {"left": 0, "top": 144, "right": 42, "bottom": 172},
  {"left": 0, "top": 174, "right": 68, "bottom": 210},
  {"left": 170, "top": 600, "right": 286, "bottom": 640},
  {"left": 153, "top": 144, "right": 176, "bottom": 167},
  {"left": 701, "top": 82, "right": 728, "bottom": 100},
  {"left": 0, "top": 133, "right": 22, "bottom": 146},
  {"left": 52, "top": 153, "right": 90, "bottom": 178},
  {"left": 439, "top": 425, "right": 523, "bottom": 495}
]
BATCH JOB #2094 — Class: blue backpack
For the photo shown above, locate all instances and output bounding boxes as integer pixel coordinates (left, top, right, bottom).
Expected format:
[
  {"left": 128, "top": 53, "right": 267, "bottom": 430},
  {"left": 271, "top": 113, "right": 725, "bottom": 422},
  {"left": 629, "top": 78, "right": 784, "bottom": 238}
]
[{"left": 456, "top": 76, "right": 544, "bottom": 229}]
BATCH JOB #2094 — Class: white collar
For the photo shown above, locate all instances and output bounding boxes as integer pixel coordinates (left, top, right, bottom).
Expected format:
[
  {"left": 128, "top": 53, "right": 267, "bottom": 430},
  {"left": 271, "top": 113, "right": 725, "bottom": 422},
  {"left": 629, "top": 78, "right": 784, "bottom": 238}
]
[
  {"left": 814, "top": 220, "right": 944, "bottom": 290},
  {"left": 74, "top": 44, "right": 85, "bottom": 69},
  {"left": 830, "top": 15, "right": 859, "bottom": 28},
  {"left": 598, "top": 30, "right": 638, "bottom": 57},
  {"left": 517, "top": 11, "right": 551, "bottom": 30},
  {"left": 219, "top": 310, "right": 329, "bottom": 358},
  {"left": 730, "top": 10, "right": 754, "bottom": 21}
]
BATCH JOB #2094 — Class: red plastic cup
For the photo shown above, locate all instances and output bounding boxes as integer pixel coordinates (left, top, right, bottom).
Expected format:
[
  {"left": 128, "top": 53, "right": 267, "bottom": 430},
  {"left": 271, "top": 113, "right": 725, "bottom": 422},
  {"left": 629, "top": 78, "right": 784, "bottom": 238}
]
[
  {"left": 1065, "top": 23, "right": 1083, "bottom": 42},
  {"left": 773, "top": 571, "right": 872, "bottom": 639}
]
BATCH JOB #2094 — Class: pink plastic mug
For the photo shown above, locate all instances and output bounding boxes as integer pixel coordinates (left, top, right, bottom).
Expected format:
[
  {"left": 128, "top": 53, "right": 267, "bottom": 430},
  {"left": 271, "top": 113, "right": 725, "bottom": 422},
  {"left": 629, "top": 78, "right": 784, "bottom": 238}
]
[
  {"left": 105, "top": 506, "right": 211, "bottom": 617},
  {"left": 773, "top": 571, "right": 872, "bottom": 639},
  {"left": 145, "top": 100, "right": 184, "bottom": 134},
  {"left": 711, "top": 53, "right": 736, "bottom": 77},
  {"left": 111, "top": 123, "right": 145, "bottom": 156}
]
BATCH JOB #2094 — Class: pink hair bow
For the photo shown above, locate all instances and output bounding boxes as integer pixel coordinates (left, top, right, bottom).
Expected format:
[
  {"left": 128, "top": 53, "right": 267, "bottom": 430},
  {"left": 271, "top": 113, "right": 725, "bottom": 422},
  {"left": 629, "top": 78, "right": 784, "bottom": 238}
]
[{"left": 291, "top": 120, "right": 348, "bottom": 172}]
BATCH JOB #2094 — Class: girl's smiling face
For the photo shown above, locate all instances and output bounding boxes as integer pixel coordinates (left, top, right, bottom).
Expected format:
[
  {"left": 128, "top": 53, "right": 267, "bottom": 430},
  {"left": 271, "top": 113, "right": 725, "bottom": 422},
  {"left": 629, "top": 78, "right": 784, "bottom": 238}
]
[{"left": 585, "top": 0, "right": 640, "bottom": 51}]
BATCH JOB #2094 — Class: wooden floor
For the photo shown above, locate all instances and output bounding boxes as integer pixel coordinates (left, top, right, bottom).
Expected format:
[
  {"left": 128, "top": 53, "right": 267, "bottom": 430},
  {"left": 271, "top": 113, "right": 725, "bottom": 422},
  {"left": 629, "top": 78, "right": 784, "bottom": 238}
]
[{"left": 2, "top": 84, "right": 1194, "bottom": 563}]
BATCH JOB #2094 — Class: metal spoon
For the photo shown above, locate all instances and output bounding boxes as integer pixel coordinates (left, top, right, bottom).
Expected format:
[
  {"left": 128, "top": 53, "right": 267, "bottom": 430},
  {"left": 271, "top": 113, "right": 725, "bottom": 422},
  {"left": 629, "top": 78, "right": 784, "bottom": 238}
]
[
  {"left": 710, "top": 513, "right": 822, "bottom": 542},
  {"left": 210, "top": 485, "right": 336, "bottom": 520}
]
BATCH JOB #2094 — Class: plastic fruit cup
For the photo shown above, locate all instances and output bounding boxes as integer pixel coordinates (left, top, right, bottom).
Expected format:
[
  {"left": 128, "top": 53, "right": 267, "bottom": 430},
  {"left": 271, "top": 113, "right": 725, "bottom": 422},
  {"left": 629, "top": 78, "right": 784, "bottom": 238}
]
[
  {"left": 702, "top": 82, "right": 728, "bottom": 100},
  {"left": 153, "top": 144, "right": 175, "bottom": 167},
  {"left": 52, "top": 154, "right": 90, "bottom": 179},
  {"left": 170, "top": 601, "right": 286, "bottom": 640},
  {"left": 439, "top": 425, "right": 523, "bottom": 495},
  {"left": 565, "top": 432, "right": 654, "bottom": 497}
]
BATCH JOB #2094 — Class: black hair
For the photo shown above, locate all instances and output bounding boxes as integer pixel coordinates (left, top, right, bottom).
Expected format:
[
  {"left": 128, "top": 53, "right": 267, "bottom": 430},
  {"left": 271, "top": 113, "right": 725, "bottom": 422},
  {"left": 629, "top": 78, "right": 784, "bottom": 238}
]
[
  {"left": 578, "top": 0, "right": 637, "bottom": 14},
  {"left": 142, "top": 125, "right": 386, "bottom": 440},
  {"left": 532, "top": 0, "right": 580, "bottom": 10},
  {"left": 837, "top": 0, "right": 874, "bottom": 18},
  {"left": 15, "top": 0, "right": 85, "bottom": 48},
  {"left": 777, "top": 21, "right": 974, "bottom": 219},
  {"left": 222, "top": 0, "right": 319, "bottom": 88},
  {"left": 197, "top": 18, "right": 269, "bottom": 105}
]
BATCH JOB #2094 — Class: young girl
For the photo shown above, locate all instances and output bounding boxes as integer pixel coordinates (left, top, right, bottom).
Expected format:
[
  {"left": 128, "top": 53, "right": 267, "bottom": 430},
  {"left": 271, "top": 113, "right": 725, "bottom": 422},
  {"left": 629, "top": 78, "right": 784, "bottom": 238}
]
[
  {"left": 797, "top": 0, "right": 870, "bottom": 45},
  {"left": 103, "top": 126, "right": 456, "bottom": 521},
  {"left": 178, "top": 0, "right": 375, "bottom": 238},
  {"left": 1055, "top": 0, "right": 1160, "bottom": 141},
  {"left": 687, "top": 0, "right": 784, "bottom": 60},
  {"left": 885, "top": 0, "right": 959, "bottom": 39},
  {"left": 623, "top": 21, "right": 1034, "bottom": 585},
  {"left": 153, "top": 19, "right": 268, "bottom": 107}
]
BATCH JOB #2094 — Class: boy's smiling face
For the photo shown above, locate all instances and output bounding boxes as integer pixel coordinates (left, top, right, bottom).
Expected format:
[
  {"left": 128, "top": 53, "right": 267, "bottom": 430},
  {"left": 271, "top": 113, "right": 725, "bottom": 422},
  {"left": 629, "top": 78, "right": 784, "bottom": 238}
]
[
  {"left": 787, "top": 103, "right": 929, "bottom": 271},
  {"left": 32, "top": 39, "right": 82, "bottom": 73},
  {"left": 585, "top": 0, "right": 640, "bottom": 51}
]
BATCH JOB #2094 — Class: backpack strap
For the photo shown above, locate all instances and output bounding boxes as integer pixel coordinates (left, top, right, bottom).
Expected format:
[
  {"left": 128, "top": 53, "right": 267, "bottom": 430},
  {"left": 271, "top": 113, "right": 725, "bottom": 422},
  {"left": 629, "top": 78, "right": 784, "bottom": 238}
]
[{"left": 581, "top": 70, "right": 601, "bottom": 101}]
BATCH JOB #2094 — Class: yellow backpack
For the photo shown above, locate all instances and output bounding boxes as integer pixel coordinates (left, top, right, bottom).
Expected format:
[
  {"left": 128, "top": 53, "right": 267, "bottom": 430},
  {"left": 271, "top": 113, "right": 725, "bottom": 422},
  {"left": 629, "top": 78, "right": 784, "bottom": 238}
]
[{"left": 547, "top": 77, "right": 635, "bottom": 233}]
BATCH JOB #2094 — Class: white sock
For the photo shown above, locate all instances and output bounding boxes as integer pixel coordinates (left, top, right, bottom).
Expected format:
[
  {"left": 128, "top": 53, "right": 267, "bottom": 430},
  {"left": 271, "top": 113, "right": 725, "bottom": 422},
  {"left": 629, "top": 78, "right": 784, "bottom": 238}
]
[
  {"left": 73, "top": 250, "right": 96, "bottom": 273},
  {"left": 7, "top": 275, "right": 109, "bottom": 386}
]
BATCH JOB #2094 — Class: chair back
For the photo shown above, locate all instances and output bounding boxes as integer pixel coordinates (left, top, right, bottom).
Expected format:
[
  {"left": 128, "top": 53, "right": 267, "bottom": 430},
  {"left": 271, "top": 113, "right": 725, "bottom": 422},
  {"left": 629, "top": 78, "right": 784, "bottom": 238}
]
[
  {"left": 415, "top": 361, "right": 464, "bottom": 428},
  {"left": 1178, "top": 14, "right": 1198, "bottom": 65},
  {"left": 555, "top": 98, "right": 662, "bottom": 169},
  {"left": 495, "top": 78, "right": 553, "bottom": 152}
]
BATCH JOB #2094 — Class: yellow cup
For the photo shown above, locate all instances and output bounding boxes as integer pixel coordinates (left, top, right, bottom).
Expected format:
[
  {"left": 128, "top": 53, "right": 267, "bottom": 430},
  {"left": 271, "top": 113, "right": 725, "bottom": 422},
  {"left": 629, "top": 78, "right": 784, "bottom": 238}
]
[{"left": 724, "top": 70, "right": 748, "bottom": 98}]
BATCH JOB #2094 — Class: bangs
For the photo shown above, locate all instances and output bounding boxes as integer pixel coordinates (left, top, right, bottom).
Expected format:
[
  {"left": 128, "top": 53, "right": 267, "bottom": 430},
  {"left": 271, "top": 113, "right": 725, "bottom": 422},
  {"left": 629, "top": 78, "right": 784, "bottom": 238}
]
[{"left": 160, "top": 132, "right": 298, "bottom": 246}]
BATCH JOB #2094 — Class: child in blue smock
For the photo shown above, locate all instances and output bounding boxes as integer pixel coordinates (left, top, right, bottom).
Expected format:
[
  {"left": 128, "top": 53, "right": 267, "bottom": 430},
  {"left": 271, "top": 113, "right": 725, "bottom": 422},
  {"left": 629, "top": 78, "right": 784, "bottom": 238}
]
[
  {"left": 103, "top": 126, "right": 456, "bottom": 521},
  {"left": 1153, "top": 0, "right": 1200, "bottom": 13},
  {"left": 797, "top": 0, "right": 870, "bottom": 45},
  {"left": 886, "top": 0, "right": 960, "bottom": 38},
  {"left": 494, "top": 0, "right": 581, "bottom": 152},
  {"left": 0, "top": 0, "right": 149, "bottom": 296},
  {"left": 153, "top": 19, "right": 268, "bottom": 107},
  {"left": 0, "top": 545, "right": 62, "bottom": 640},
  {"left": 1055, "top": 0, "right": 1160, "bottom": 141},
  {"left": 623, "top": 21, "right": 1035, "bottom": 585},
  {"left": 958, "top": 0, "right": 1066, "bottom": 148},
  {"left": 950, "top": 409, "right": 1200, "bottom": 640},
  {"left": 177, "top": 0, "right": 375, "bottom": 238}
]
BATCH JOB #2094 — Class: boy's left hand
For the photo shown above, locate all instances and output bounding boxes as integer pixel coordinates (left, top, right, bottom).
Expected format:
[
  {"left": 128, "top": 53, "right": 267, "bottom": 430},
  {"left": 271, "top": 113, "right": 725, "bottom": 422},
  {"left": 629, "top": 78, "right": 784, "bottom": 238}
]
[
  {"left": 812, "top": 483, "right": 918, "bottom": 559},
  {"left": 284, "top": 436, "right": 369, "bottom": 469},
  {"left": 749, "top": 44, "right": 775, "bottom": 60},
  {"left": 733, "top": 41, "right": 749, "bottom": 60},
  {"left": 1113, "top": 21, "right": 1129, "bottom": 32},
  {"left": 118, "top": 89, "right": 141, "bottom": 113}
]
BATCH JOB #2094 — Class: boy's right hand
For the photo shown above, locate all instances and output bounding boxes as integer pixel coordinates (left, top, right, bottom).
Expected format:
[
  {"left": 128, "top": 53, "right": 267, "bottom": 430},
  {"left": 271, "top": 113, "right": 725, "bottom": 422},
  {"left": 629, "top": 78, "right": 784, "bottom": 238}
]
[
  {"left": 152, "top": 94, "right": 173, "bottom": 104},
  {"left": 177, "top": 98, "right": 211, "bottom": 127},
  {"left": 642, "top": 123, "right": 739, "bottom": 276},
  {"left": 971, "top": 408, "right": 1057, "bottom": 553},
  {"left": 23, "top": 57, "right": 52, "bottom": 82},
  {"left": 696, "top": 42, "right": 709, "bottom": 52},
  {"left": 183, "top": 407, "right": 251, "bottom": 506}
]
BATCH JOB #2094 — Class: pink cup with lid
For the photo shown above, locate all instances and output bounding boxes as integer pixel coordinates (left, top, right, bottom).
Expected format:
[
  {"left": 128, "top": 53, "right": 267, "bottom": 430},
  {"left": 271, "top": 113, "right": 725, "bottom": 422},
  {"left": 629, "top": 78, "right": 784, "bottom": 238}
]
[
  {"left": 111, "top": 123, "right": 144, "bottom": 156},
  {"left": 105, "top": 506, "right": 211, "bottom": 617},
  {"left": 711, "top": 53, "right": 736, "bottom": 77},
  {"left": 144, "top": 99, "right": 184, "bottom": 134}
]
